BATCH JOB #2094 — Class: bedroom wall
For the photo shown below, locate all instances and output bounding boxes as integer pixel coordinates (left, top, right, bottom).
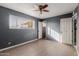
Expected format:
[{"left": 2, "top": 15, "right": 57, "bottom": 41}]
[
  {"left": 45, "top": 17, "right": 60, "bottom": 41},
  {"left": 0, "top": 6, "right": 38, "bottom": 49},
  {"left": 45, "top": 13, "right": 72, "bottom": 42}
]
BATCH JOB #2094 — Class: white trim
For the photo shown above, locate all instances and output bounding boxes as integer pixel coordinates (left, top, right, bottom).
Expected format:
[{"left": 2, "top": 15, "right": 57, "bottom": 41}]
[
  {"left": 74, "top": 46, "right": 79, "bottom": 56},
  {"left": 0, "top": 39, "right": 38, "bottom": 52}
]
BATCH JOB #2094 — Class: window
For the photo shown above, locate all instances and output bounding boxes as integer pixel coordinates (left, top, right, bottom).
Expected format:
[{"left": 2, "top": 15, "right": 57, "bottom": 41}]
[
  {"left": 9, "top": 14, "right": 35, "bottom": 29},
  {"left": 47, "top": 27, "right": 60, "bottom": 42}
]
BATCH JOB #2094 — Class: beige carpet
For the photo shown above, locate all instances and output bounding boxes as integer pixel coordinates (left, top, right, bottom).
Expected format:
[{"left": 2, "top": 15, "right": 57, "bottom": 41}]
[{"left": 0, "top": 39, "right": 77, "bottom": 56}]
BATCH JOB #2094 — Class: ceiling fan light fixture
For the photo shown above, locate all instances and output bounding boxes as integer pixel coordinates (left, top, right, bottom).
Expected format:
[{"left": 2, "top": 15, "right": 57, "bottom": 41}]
[{"left": 33, "top": 4, "right": 49, "bottom": 14}]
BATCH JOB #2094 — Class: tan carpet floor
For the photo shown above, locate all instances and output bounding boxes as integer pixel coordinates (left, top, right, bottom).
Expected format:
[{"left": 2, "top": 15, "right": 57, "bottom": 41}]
[{"left": 0, "top": 39, "right": 77, "bottom": 56}]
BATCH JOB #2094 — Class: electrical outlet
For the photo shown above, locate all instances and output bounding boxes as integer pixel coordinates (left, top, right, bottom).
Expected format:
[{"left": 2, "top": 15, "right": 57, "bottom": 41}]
[{"left": 8, "top": 42, "right": 12, "bottom": 45}]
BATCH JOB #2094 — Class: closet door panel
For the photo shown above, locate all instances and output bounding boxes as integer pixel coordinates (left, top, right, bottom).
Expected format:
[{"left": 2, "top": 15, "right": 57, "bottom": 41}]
[{"left": 60, "top": 18, "right": 72, "bottom": 44}]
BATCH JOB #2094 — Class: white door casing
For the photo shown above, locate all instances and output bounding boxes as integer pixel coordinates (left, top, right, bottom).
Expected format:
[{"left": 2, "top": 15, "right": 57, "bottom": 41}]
[{"left": 38, "top": 22, "right": 42, "bottom": 39}]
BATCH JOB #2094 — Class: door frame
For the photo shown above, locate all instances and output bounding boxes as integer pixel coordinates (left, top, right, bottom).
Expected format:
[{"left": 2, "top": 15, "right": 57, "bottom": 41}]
[{"left": 38, "top": 21, "right": 42, "bottom": 39}]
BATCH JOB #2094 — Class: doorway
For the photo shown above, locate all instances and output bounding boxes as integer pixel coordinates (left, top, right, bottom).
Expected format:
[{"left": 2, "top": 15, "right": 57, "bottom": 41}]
[
  {"left": 42, "top": 21, "right": 46, "bottom": 39},
  {"left": 38, "top": 21, "right": 47, "bottom": 39}
]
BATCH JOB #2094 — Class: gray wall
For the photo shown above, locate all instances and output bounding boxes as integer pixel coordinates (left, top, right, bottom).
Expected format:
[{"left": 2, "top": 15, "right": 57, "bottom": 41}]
[
  {"left": 45, "top": 17, "right": 60, "bottom": 41},
  {"left": 0, "top": 6, "right": 38, "bottom": 49}
]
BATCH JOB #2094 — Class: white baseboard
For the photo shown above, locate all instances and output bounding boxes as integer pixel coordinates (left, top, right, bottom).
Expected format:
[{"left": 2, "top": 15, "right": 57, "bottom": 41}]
[
  {"left": 0, "top": 39, "right": 38, "bottom": 52},
  {"left": 74, "top": 46, "right": 79, "bottom": 56}
]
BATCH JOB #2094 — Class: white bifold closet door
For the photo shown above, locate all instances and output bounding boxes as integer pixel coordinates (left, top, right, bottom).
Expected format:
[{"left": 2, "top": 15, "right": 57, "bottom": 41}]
[{"left": 60, "top": 18, "right": 72, "bottom": 44}]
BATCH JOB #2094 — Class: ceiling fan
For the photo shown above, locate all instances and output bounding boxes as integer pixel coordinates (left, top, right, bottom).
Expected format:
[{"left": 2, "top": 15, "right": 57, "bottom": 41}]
[{"left": 33, "top": 4, "right": 49, "bottom": 14}]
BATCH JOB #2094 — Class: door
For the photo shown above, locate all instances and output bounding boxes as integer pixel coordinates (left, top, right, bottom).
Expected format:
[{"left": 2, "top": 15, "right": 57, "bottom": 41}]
[
  {"left": 38, "top": 21, "right": 42, "bottom": 39},
  {"left": 60, "top": 18, "right": 72, "bottom": 44}
]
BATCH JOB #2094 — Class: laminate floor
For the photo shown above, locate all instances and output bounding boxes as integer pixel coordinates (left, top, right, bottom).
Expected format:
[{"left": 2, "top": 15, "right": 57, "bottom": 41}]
[{"left": 0, "top": 39, "right": 77, "bottom": 56}]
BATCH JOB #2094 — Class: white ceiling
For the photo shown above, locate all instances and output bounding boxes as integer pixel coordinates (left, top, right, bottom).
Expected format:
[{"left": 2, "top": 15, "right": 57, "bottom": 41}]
[{"left": 0, "top": 3, "right": 78, "bottom": 19}]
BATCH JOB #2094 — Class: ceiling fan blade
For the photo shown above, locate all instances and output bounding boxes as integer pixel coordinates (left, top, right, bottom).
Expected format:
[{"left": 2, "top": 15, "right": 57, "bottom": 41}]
[
  {"left": 32, "top": 9, "right": 39, "bottom": 11},
  {"left": 42, "top": 4, "right": 48, "bottom": 9},
  {"left": 33, "top": 4, "right": 39, "bottom": 9},
  {"left": 43, "top": 10, "right": 49, "bottom": 12}
]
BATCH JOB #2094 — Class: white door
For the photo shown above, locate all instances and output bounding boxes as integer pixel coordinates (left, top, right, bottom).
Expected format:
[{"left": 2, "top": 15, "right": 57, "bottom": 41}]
[
  {"left": 38, "top": 22, "right": 42, "bottom": 39},
  {"left": 60, "top": 18, "right": 72, "bottom": 44}
]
